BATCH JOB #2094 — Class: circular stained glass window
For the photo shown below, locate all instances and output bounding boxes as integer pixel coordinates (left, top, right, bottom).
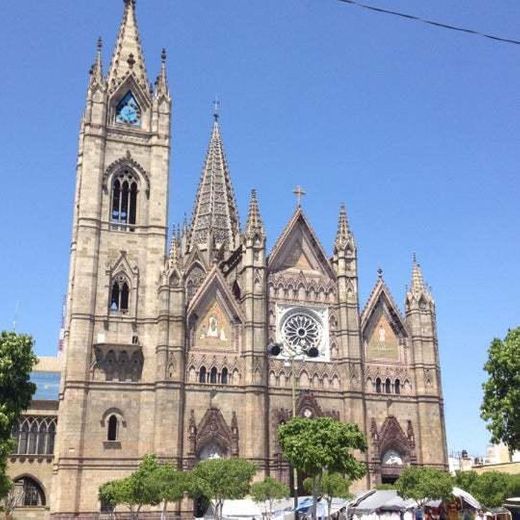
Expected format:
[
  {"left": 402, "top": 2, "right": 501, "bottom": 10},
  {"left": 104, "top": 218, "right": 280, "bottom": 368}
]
[{"left": 282, "top": 310, "right": 322, "bottom": 353}]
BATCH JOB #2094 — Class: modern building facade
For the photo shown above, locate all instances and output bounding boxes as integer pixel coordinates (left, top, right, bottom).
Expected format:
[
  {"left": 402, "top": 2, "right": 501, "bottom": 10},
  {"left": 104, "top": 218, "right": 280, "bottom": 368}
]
[{"left": 8, "top": 1, "right": 448, "bottom": 517}]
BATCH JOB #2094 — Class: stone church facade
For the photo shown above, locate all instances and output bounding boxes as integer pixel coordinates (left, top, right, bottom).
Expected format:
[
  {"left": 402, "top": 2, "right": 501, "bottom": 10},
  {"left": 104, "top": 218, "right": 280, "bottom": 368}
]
[{"left": 8, "top": 0, "right": 448, "bottom": 517}]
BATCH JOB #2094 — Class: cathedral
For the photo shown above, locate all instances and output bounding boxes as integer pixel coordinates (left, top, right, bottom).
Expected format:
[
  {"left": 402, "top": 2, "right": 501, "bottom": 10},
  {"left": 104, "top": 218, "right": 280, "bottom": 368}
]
[{"left": 7, "top": 1, "right": 447, "bottom": 518}]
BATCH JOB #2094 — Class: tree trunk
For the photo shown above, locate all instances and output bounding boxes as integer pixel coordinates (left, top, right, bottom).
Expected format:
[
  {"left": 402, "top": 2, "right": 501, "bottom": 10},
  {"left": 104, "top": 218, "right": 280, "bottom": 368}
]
[
  {"left": 161, "top": 499, "right": 168, "bottom": 520},
  {"left": 311, "top": 475, "right": 319, "bottom": 520},
  {"left": 328, "top": 497, "right": 332, "bottom": 520}
]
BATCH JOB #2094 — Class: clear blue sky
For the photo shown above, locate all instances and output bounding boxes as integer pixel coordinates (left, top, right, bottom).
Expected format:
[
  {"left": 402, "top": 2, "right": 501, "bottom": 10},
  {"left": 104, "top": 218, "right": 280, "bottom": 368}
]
[{"left": 1, "top": 0, "right": 519, "bottom": 457}]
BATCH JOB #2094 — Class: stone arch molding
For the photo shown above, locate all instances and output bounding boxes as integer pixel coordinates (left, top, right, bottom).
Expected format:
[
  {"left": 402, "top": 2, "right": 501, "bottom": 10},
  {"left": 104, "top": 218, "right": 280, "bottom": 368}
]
[
  {"left": 188, "top": 408, "right": 239, "bottom": 459},
  {"left": 103, "top": 151, "right": 150, "bottom": 197},
  {"left": 100, "top": 408, "right": 127, "bottom": 428},
  {"left": 370, "top": 416, "right": 416, "bottom": 465}
]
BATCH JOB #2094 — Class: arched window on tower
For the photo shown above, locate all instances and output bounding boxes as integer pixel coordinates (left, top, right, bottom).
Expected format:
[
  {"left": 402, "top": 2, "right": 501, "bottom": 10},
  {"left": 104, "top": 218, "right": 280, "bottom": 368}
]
[
  {"left": 395, "top": 379, "right": 401, "bottom": 395},
  {"left": 111, "top": 169, "right": 138, "bottom": 231},
  {"left": 110, "top": 274, "right": 130, "bottom": 313},
  {"left": 375, "top": 377, "right": 382, "bottom": 394},
  {"left": 199, "top": 366, "right": 207, "bottom": 384},
  {"left": 210, "top": 367, "right": 218, "bottom": 384},
  {"left": 385, "top": 378, "right": 392, "bottom": 394},
  {"left": 107, "top": 415, "right": 118, "bottom": 442},
  {"left": 221, "top": 367, "right": 229, "bottom": 385}
]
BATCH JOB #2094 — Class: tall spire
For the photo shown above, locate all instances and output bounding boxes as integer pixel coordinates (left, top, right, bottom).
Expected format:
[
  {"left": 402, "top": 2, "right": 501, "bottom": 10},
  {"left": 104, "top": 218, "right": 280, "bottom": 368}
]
[
  {"left": 406, "top": 254, "right": 433, "bottom": 310},
  {"left": 189, "top": 114, "right": 240, "bottom": 253},
  {"left": 334, "top": 204, "right": 355, "bottom": 254},
  {"left": 245, "top": 189, "right": 265, "bottom": 239},
  {"left": 411, "top": 253, "right": 426, "bottom": 293},
  {"left": 335, "top": 204, "right": 350, "bottom": 250},
  {"left": 108, "top": 0, "right": 149, "bottom": 94}
]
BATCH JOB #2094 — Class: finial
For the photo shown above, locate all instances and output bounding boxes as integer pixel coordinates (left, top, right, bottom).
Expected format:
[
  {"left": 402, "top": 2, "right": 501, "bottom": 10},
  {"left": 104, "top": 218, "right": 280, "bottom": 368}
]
[
  {"left": 412, "top": 252, "right": 417, "bottom": 264},
  {"left": 293, "top": 185, "right": 306, "bottom": 207},
  {"left": 377, "top": 268, "right": 383, "bottom": 279},
  {"left": 161, "top": 48, "right": 167, "bottom": 65},
  {"left": 97, "top": 37, "right": 103, "bottom": 53},
  {"left": 124, "top": 0, "right": 136, "bottom": 8},
  {"left": 127, "top": 53, "right": 136, "bottom": 68},
  {"left": 213, "top": 97, "right": 221, "bottom": 122}
]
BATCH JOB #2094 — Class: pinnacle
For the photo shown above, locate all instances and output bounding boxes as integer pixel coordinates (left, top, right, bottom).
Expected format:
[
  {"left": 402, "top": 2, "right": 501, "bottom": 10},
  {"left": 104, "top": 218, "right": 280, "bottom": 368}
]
[
  {"left": 245, "top": 189, "right": 265, "bottom": 238},
  {"left": 108, "top": 0, "right": 149, "bottom": 93},
  {"left": 168, "top": 228, "right": 180, "bottom": 268},
  {"left": 89, "top": 37, "right": 105, "bottom": 88},
  {"left": 189, "top": 115, "right": 240, "bottom": 253},
  {"left": 154, "top": 48, "right": 169, "bottom": 97},
  {"left": 334, "top": 204, "right": 352, "bottom": 251},
  {"left": 411, "top": 254, "right": 425, "bottom": 292}
]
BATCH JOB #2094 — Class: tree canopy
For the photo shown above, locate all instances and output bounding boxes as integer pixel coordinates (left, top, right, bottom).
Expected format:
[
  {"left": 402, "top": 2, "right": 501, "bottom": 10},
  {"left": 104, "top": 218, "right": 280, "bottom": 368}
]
[
  {"left": 189, "top": 458, "right": 257, "bottom": 520},
  {"left": 395, "top": 467, "right": 453, "bottom": 507},
  {"left": 251, "top": 476, "right": 289, "bottom": 518},
  {"left": 278, "top": 417, "right": 367, "bottom": 479},
  {"left": 454, "top": 470, "right": 520, "bottom": 509},
  {"left": 278, "top": 417, "right": 366, "bottom": 519},
  {"left": 99, "top": 455, "right": 173, "bottom": 519},
  {"left": 0, "top": 332, "right": 37, "bottom": 499},
  {"left": 481, "top": 327, "right": 520, "bottom": 453}
]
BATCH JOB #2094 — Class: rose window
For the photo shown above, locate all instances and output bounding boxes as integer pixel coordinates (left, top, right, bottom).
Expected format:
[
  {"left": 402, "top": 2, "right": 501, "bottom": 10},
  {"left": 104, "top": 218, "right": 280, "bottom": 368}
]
[{"left": 282, "top": 311, "right": 322, "bottom": 352}]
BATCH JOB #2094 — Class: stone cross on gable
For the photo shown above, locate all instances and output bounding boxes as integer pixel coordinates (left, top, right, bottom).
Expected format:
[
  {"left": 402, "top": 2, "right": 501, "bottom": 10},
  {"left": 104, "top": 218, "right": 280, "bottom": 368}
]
[{"left": 293, "top": 185, "right": 306, "bottom": 207}]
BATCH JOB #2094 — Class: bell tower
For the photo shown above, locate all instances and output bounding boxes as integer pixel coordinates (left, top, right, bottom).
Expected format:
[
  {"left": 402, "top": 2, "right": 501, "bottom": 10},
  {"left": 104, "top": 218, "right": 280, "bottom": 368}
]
[{"left": 54, "top": 0, "right": 172, "bottom": 515}]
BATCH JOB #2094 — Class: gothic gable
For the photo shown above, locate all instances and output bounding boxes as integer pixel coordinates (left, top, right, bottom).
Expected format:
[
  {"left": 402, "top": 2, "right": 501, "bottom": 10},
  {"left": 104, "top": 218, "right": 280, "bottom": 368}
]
[
  {"left": 268, "top": 208, "right": 335, "bottom": 280},
  {"left": 187, "top": 267, "right": 244, "bottom": 351},
  {"left": 188, "top": 408, "right": 239, "bottom": 458},
  {"left": 361, "top": 279, "right": 408, "bottom": 362},
  {"left": 371, "top": 416, "right": 416, "bottom": 464}
]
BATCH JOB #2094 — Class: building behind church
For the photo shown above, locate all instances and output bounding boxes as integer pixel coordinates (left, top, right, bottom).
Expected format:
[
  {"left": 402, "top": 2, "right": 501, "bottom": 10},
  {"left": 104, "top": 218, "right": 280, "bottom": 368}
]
[{"left": 7, "top": 1, "right": 448, "bottom": 517}]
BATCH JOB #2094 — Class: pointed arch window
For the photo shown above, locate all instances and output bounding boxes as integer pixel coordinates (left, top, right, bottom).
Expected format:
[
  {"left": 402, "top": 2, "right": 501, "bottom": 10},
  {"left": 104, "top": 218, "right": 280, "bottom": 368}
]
[
  {"left": 111, "top": 169, "right": 138, "bottom": 230},
  {"left": 210, "top": 367, "right": 218, "bottom": 384},
  {"left": 107, "top": 415, "right": 119, "bottom": 442},
  {"left": 110, "top": 274, "right": 130, "bottom": 313},
  {"left": 375, "top": 377, "right": 382, "bottom": 394},
  {"left": 199, "top": 366, "right": 207, "bottom": 384},
  {"left": 385, "top": 378, "right": 392, "bottom": 394},
  {"left": 221, "top": 367, "right": 229, "bottom": 385},
  {"left": 395, "top": 379, "right": 401, "bottom": 395}
]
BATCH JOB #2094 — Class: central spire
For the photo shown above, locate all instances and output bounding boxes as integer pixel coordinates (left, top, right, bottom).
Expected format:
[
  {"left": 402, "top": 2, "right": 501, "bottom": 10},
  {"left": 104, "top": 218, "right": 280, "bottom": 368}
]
[
  {"left": 189, "top": 114, "right": 240, "bottom": 254},
  {"left": 108, "top": 0, "right": 149, "bottom": 93}
]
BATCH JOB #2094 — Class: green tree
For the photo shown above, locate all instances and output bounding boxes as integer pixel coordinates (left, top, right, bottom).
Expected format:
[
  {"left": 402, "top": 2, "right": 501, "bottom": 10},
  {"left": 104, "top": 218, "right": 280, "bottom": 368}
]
[
  {"left": 251, "top": 476, "right": 289, "bottom": 519},
  {"left": 304, "top": 472, "right": 352, "bottom": 519},
  {"left": 375, "top": 483, "right": 397, "bottom": 490},
  {"left": 98, "top": 455, "right": 164, "bottom": 519},
  {"left": 469, "top": 471, "right": 514, "bottom": 509},
  {"left": 0, "top": 332, "right": 37, "bottom": 499},
  {"left": 481, "top": 327, "right": 520, "bottom": 454},
  {"left": 278, "top": 417, "right": 367, "bottom": 520},
  {"left": 453, "top": 470, "right": 479, "bottom": 495},
  {"left": 189, "top": 458, "right": 256, "bottom": 520},
  {"left": 156, "top": 463, "right": 187, "bottom": 520},
  {"left": 396, "top": 467, "right": 453, "bottom": 508}
]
